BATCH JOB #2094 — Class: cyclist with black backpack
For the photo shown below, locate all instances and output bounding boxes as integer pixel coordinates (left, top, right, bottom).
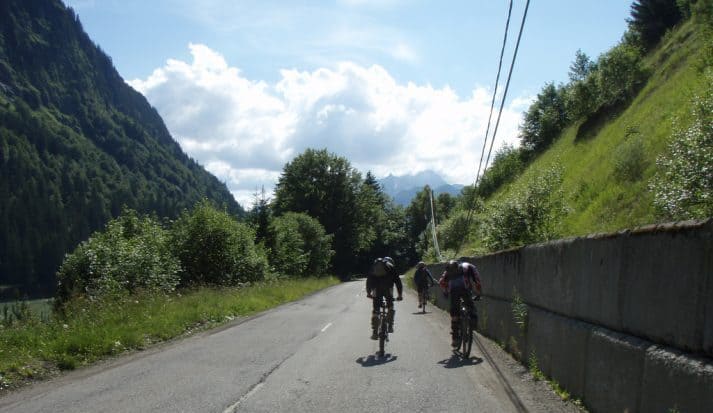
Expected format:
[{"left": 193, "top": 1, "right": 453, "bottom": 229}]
[
  {"left": 439, "top": 260, "right": 482, "bottom": 348},
  {"left": 366, "top": 256, "right": 403, "bottom": 340}
]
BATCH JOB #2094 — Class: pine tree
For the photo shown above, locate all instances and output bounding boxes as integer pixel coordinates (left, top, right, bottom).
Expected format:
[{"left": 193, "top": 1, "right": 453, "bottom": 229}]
[{"left": 628, "top": 0, "right": 683, "bottom": 50}]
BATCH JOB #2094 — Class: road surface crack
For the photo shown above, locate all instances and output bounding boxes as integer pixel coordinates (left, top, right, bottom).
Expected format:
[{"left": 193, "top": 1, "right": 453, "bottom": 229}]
[{"left": 222, "top": 359, "right": 287, "bottom": 413}]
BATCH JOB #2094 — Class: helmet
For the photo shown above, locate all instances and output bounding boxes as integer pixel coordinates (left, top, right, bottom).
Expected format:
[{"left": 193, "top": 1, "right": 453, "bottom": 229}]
[
  {"left": 383, "top": 256, "right": 394, "bottom": 266},
  {"left": 446, "top": 260, "right": 459, "bottom": 273},
  {"left": 417, "top": 261, "right": 426, "bottom": 268}
]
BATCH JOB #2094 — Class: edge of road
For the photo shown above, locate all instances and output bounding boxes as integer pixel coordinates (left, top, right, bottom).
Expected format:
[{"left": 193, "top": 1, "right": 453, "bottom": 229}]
[
  {"left": 0, "top": 280, "right": 352, "bottom": 404},
  {"left": 402, "top": 277, "right": 585, "bottom": 413}
]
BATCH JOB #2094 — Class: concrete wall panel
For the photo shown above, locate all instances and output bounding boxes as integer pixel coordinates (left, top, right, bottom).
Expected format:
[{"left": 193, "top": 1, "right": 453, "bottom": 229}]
[
  {"left": 585, "top": 328, "right": 650, "bottom": 413},
  {"left": 640, "top": 346, "right": 713, "bottom": 413},
  {"left": 621, "top": 222, "right": 711, "bottom": 354},
  {"left": 519, "top": 240, "right": 574, "bottom": 316},
  {"left": 528, "top": 308, "right": 590, "bottom": 398},
  {"left": 475, "top": 252, "right": 521, "bottom": 301},
  {"left": 565, "top": 235, "right": 624, "bottom": 330}
]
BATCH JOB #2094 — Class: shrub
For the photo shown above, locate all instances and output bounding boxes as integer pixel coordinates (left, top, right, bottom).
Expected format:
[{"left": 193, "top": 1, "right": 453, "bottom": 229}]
[
  {"left": 613, "top": 127, "right": 648, "bottom": 182},
  {"left": 651, "top": 70, "right": 713, "bottom": 219},
  {"left": 596, "top": 42, "right": 648, "bottom": 107},
  {"left": 477, "top": 145, "right": 525, "bottom": 198},
  {"left": 269, "top": 212, "right": 333, "bottom": 278},
  {"left": 437, "top": 209, "right": 474, "bottom": 251},
  {"left": 484, "top": 166, "right": 567, "bottom": 251},
  {"left": 171, "top": 200, "right": 269, "bottom": 286},
  {"left": 56, "top": 209, "right": 179, "bottom": 305}
]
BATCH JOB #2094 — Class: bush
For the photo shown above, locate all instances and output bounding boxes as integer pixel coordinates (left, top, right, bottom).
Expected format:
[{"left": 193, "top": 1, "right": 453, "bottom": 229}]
[
  {"left": 437, "top": 209, "right": 474, "bottom": 251},
  {"left": 171, "top": 200, "right": 269, "bottom": 286},
  {"left": 613, "top": 127, "right": 648, "bottom": 182},
  {"left": 477, "top": 145, "right": 526, "bottom": 198},
  {"left": 596, "top": 42, "right": 648, "bottom": 107},
  {"left": 651, "top": 70, "right": 713, "bottom": 219},
  {"left": 56, "top": 209, "right": 180, "bottom": 305},
  {"left": 484, "top": 166, "right": 567, "bottom": 251},
  {"left": 269, "top": 212, "right": 333, "bottom": 278}
]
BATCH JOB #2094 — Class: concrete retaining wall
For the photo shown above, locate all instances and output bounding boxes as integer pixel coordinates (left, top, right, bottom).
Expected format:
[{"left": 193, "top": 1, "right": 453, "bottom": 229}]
[{"left": 424, "top": 219, "right": 713, "bottom": 413}]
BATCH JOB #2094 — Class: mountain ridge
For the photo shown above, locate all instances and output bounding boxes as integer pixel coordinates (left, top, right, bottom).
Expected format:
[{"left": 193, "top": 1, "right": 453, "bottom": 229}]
[
  {"left": 378, "top": 170, "right": 464, "bottom": 205},
  {"left": 0, "top": 0, "right": 242, "bottom": 296}
]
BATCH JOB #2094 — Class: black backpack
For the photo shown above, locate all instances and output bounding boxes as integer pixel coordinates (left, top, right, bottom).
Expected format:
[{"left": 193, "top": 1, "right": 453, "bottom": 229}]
[{"left": 371, "top": 258, "right": 389, "bottom": 277}]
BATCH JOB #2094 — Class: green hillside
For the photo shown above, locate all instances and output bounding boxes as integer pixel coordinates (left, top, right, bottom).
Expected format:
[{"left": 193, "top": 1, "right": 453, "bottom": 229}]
[
  {"left": 0, "top": 0, "right": 243, "bottom": 297},
  {"left": 452, "top": 16, "right": 712, "bottom": 256}
]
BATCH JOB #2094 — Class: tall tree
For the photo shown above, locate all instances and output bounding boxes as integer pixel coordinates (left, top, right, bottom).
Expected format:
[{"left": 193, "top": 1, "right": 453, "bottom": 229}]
[
  {"left": 273, "top": 148, "right": 366, "bottom": 273},
  {"left": 248, "top": 186, "right": 272, "bottom": 245},
  {"left": 519, "top": 83, "right": 569, "bottom": 154},
  {"left": 628, "top": 0, "right": 683, "bottom": 50},
  {"left": 568, "top": 49, "right": 594, "bottom": 82}
]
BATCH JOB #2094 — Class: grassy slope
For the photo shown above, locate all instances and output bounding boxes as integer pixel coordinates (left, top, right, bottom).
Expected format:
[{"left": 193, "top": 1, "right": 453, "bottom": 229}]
[{"left": 485, "top": 21, "right": 707, "bottom": 240}]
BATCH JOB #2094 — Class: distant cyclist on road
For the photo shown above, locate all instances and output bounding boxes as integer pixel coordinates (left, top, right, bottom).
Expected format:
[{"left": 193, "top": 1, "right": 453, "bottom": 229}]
[
  {"left": 439, "top": 260, "right": 482, "bottom": 348},
  {"left": 366, "top": 256, "right": 403, "bottom": 340},
  {"left": 413, "top": 261, "right": 437, "bottom": 310}
]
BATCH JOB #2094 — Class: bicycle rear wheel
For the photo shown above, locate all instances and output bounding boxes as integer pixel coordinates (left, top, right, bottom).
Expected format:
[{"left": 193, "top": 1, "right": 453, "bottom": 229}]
[
  {"left": 461, "top": 311, "right": 473, "bottom": 358},
  {"left": 378, "top": 314, "right": 387, "bottom": 357}
]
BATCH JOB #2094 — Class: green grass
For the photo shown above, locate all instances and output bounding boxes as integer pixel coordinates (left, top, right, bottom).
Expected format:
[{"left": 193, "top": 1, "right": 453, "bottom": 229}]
[
  {"left": 465, "top": 21, "right": 709, "bottom": 254},
  {"left": 1, "top": 298, "right": 53, "bottom": 322},
  {"left": 0, "top": 277, "right": 339, "bottom": 389}
]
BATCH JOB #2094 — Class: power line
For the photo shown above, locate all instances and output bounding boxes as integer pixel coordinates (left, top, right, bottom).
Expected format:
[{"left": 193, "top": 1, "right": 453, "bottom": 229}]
[
  {"left": 474, "top": 0, "right": 514, "bottom": 187},
  {"left": 456, "top": 0, "right": 531, "bottom": 256},
  {"left": 459, "top": 0, "right": 515, "bottom": 252},
  {"left": 482, "top": 0, "right": 530, "bottom": 176}
]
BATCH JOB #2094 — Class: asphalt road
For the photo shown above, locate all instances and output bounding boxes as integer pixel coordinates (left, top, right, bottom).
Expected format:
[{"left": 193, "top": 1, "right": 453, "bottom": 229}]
[{"left": 0, "top": 280, "right": 579, "bottom": 412}]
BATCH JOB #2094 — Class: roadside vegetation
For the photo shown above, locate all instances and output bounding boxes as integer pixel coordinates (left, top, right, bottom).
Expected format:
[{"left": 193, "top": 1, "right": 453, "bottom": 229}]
[
  {"left": 1, "top": 195, "right": 344, "bottom": 389},
  {"left": 0, "top": 277, "right": 338, "bottom": 390},
  {"left": 418, "top": 0, "right": 713, "bottom": 259}
]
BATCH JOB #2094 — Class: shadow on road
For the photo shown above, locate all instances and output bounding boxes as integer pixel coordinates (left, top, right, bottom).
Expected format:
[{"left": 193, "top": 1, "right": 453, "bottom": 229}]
[
  {"left": 356, "top": 354, "right": 398, "bottom": 367},
  {"left": 411, "top": 311, "right": 429, "bottom": 315},
  {"left": 437, "top": 354, "right": 484, "bottom": 368}
]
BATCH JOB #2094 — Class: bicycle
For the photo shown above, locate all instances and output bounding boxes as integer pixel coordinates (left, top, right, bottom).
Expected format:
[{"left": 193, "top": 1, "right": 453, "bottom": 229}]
[
  {"left": 376, "top": 296, "right": 389, "bottom": 357},
  {"left": 455, "top": 294, "right": 480, "bottom": 358}
]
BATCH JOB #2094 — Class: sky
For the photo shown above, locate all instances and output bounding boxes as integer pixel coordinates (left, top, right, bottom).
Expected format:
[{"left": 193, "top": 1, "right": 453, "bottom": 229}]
[{"left": 63, "top": 0, "right": 632, "bottom": 208}]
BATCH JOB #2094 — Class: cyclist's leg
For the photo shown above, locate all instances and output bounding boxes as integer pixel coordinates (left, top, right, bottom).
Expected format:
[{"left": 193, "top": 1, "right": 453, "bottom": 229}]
[
  {"left": 370, "top": 295, "right": 379, "bottom": 339},
  {"left": 449, "top": 289, "right": 463, "bottom": 347},
  {"left": 385, "top": 294, "right": 395, "bottom": 332}
]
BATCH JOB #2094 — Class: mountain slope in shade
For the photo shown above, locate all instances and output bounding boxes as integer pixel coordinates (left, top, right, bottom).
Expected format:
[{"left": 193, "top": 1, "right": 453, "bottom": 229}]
[{"left": 0, "top": 0, "right": 242, "bottom": 297}]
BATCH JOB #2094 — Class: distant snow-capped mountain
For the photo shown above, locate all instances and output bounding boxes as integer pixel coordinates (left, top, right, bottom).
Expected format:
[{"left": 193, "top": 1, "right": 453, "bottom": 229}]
[{"left": 378, "top": 170, "right": 464, "bottom": 206}]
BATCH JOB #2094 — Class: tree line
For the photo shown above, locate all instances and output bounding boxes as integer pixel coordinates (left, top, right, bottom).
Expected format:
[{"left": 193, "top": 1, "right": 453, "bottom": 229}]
[{"left": 56, "top": 147, "right": 451, "bottom": 306}]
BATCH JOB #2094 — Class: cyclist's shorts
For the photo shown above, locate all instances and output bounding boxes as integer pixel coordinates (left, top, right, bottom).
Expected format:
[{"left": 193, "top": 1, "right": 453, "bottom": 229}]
[{"left": 449, "top": 287, "right": 472, "bottom": 317}]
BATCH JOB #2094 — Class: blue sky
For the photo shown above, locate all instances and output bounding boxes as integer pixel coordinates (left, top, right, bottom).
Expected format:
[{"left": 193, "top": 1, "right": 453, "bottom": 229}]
[{"left": 63, "top": 0, "right": 632, "bottom": 207}]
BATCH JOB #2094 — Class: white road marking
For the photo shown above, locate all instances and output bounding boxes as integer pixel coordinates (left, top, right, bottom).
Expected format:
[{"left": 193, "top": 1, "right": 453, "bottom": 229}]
[
  {"left": 223, "top": 383, "right": 264, "bottom": 413},
  {"left": 321, "top": 322, "right": 332, "bottom": 332}
]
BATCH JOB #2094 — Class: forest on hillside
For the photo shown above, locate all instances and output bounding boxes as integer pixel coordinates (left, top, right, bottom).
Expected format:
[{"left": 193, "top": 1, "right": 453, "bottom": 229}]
[{"left": 0, "top": 0, "right": 241, "bottom": 298}]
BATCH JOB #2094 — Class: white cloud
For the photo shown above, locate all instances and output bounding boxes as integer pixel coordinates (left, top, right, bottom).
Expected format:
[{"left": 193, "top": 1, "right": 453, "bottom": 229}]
[{"left": 129, "top": 44, "right": 526, "bottom": 207}]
